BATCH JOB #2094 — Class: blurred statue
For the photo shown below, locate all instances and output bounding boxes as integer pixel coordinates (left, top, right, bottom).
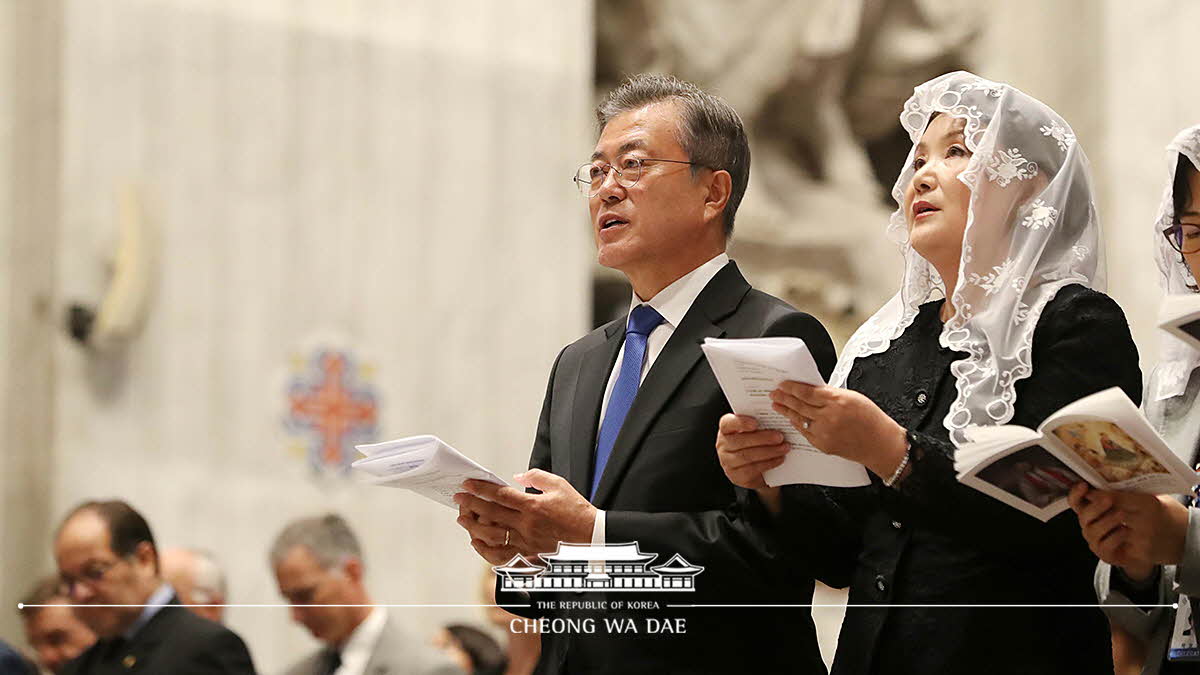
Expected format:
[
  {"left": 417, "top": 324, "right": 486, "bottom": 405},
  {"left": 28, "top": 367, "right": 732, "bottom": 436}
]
[{"left": 595, "top": 0, "right": 981, "bottom": 335}]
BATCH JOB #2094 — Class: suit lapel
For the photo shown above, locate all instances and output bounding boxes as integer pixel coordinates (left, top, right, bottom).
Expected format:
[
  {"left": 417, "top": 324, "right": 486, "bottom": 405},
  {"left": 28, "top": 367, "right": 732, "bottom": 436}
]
[
  {"left": 590, "top": 263, "right": 750, "bottom": 508},
  {"left": 567, "top": 320, "right": 625, "bottom": 496}
]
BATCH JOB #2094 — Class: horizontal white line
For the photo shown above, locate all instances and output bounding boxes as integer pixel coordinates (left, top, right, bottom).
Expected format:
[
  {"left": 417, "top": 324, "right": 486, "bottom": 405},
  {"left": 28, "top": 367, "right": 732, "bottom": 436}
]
[
  {"left": 668, "top": 604, "right": 1179, "bottom": 609},
  {"left": 17, "top": 603, "right": 531, "bottom": 609},
  {"left": 20, "top": 602, "right": 1176, "bottom": 609}
]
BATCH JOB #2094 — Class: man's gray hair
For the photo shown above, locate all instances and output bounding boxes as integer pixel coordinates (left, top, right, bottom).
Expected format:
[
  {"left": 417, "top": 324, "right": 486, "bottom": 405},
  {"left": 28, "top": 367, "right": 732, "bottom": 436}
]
[
  {"left": 597, "top": 73, "right": 751, "bottom": 237},
  {"left": 188, "top": 548, "right": 227, "bottom": 603},
  {"left": 269, "top": 513, "right": 363, "bottom": 570}
]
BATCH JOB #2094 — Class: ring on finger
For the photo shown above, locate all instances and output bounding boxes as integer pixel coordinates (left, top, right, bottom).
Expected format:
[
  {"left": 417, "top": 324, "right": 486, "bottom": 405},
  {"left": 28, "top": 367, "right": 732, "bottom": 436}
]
[{"left": 504, "top": 530, "right": 511, "bottom": 546}]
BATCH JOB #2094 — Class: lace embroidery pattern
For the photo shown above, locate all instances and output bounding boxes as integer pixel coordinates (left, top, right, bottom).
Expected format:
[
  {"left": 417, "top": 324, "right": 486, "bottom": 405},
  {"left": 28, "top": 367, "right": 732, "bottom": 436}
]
[
  {"left": 1040, "top": 121, "right": 1076, "bottom": 152},
  {"left": 966, "top": 259, "right": 1017, "bottom": 296},
  {"left": 985, "top": 148, "right": 1038, "bottom": 187},
  {"left": 1021, "top": 200, "right": 1059, "bottom": 230}
]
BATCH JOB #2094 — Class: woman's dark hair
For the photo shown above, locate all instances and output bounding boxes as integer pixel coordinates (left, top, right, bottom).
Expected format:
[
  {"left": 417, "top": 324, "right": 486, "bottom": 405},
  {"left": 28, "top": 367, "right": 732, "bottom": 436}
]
[
  {"left": 1174, "top": 153, "right": 1196, "bottom": 220},
  {"left": 1172, "top": 154, "right": 1199, "bottom": 291},
  {"left": 445, "top": 624, "right": 506, "bottom": 675}
]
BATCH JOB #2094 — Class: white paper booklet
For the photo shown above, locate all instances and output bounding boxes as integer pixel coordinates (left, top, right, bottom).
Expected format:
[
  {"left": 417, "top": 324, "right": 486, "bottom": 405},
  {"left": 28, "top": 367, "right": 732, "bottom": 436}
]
[
  {"left": 956, "top": 387, "right": 1198, "bottom": 521},
  {"left": 1159, "top": 293, "right": 1200, "bottom": 351},
  {"left": 701, "top": 337, "right": 870, "bottom": 488},
  {"left": 352, "top": 435, "right": 511, "bottom": 508}
]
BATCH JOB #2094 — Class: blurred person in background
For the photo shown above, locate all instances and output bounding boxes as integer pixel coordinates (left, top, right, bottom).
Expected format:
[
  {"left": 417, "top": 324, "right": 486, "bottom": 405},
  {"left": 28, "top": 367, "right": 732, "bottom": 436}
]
[
  {"left": 270, "top": 513, "right": 461, "bottom": 675},
  {"left": 161, "top": 546, "right": 228, "bottom": 623},
  {"left": 17, "top": 576, "right": 97, "bottom": 673},
  {"left": 0, "top": 639, "right": 38, "bottom": 675},
  {"left": 53, "top": 499, "right": 255, "bottom": 674},
  {"left": 433, "top": 625, "right": 505, "bottom": 675},
  {"left": 477, "top": 567, "right": 537, "bottom": 675}
]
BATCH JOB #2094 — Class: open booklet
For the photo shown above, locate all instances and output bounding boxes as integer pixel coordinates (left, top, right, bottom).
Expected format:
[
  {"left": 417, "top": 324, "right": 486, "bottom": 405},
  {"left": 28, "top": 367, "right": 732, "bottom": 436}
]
[
  {"left": 1159, "top": 293, "right": 1200, "bottom": 351},
  {"left": 352, "top": 435, "right": 511, "bottom": 509},
  {"left": 701, "top": 337, "right": 870, "bottom": 488},
  {"left": 955, "top": 387, "right": 1198, "bottom": 521}
]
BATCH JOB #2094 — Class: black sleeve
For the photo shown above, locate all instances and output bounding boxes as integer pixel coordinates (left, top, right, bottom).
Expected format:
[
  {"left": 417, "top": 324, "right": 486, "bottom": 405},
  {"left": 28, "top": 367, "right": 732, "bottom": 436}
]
[
  {"left": 605, "top": 310, "right": 854, "bottom": 592},
  {"left": 181, "top": 627, "right": 257, "bottom": 675},
  {"left": 765, "top": 483, "right": 869, "bottom": 589},
  {"left": 762, "top": 311, "right": 838, "bottom": 382},
  {"left": 886, "top": 288, "right": 1143, "bottom": 572},
  {"left": 1109, "top": 565, "right": 1163, "bottom": 608}
]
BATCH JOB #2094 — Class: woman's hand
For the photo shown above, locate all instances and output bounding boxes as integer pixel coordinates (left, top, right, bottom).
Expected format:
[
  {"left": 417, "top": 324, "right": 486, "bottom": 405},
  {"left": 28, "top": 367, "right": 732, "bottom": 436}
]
[
  {"left": 715, "top": 413, "right": 786, "bottom": 513},
  {"left": 1068, "top": 483, "right": 1190, "bottom": 582},
  {"left": 770, "top": 381, "right": 908, "bottom": 480}
]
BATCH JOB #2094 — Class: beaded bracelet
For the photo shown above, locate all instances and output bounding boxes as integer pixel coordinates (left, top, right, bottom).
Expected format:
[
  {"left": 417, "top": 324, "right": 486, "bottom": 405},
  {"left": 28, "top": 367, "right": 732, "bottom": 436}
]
[{"left": 883, "top": 438, "right": 912, "bottom": 488}]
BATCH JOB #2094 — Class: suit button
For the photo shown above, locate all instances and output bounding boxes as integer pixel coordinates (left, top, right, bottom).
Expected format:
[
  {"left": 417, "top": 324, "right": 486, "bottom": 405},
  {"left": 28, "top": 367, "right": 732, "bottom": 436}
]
[
  {"left": 915, "top": 390, "right": 928, "bottom": 407},
  {"left": 875, "top": 574, "right": 887, "bottom": 593},
  {"left": 891, "top": 519, "right": 902, "bottom": 530}
]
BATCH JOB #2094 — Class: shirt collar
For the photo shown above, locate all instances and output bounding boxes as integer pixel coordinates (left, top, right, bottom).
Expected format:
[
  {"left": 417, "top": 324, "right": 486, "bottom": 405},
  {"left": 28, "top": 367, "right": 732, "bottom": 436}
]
[
  {"left": 122, "top": 583, "right": 174, "bottom": 640},
  {"left": 628, "top": 253, "right": 730, "bottom": 330},
  {"left": 337, "top": 606, "right": 387, "bottom": 666}
]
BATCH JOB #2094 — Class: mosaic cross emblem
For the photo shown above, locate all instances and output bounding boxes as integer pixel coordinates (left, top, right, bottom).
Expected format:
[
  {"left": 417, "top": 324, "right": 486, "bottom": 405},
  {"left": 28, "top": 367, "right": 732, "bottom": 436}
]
[{"left": 286, "top": 349, "right": 378, "bottom": 473}]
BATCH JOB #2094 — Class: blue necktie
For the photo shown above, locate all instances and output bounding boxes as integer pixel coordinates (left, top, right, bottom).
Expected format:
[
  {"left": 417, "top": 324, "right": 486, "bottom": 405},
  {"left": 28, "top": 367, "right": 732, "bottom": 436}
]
[{"left": 591, "top": 304, "right": 664, "bottom": 500}]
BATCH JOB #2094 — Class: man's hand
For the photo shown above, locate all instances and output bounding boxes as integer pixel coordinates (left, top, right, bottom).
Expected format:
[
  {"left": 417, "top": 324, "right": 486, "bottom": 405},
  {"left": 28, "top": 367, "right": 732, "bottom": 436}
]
[
  {"left": 715, "top": 413, "right": 784, "bottom": 513},
  {"left": 1068, "top": 483, "right": 1189, "bottom": 582},
  {"left": 454, "top": 469, "right": 597, "bottom": 565}
]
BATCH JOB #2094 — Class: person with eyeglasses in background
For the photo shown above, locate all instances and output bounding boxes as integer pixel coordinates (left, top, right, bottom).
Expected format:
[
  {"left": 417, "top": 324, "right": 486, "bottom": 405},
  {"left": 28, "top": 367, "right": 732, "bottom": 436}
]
[
  {"left": 52, "top": 499, "right": 256, "bottom": 674},
  {"left": 1074, "top": 124, "right": 1200, "bottom": 674},
  {"left": 455, "top": 73, "right": 842, "bottom": 674},
  {"left": 17, "top": 576, "right": 97, "bottom": 674}
]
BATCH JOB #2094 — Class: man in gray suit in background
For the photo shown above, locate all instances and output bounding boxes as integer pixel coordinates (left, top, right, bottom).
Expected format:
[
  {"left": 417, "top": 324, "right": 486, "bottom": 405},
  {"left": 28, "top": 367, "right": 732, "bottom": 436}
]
[{"left": 270, "top": 514, "right": 461, "bottom": 675}]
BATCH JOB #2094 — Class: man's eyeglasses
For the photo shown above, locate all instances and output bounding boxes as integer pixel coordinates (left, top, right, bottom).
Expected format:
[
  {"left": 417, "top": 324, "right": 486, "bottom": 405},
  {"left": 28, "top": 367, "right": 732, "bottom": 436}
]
[
  {"left": 1163, "top": 221, "right": 1200, "bottom": 254},
  {"left": 59, "top": 558, "right": 124, "bottom": 595},
  {"left": 573, "top": 157, "right": 701, "bottom": 196}
]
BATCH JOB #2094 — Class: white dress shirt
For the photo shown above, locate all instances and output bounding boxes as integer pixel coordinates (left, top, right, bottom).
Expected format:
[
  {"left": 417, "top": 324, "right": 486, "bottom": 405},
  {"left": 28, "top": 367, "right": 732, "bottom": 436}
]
[
  {"left": 331, "top": 606, "right": 387, "bottom": 675},
  {"left": 591, "top": 252, "right": 731, "bottom": 545}
]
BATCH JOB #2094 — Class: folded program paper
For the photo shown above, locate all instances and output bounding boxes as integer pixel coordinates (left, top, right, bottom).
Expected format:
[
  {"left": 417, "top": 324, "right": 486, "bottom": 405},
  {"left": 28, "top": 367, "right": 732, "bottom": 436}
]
[
  {"left": 353, "top": 435, "right": 511, "bottom": 508},
  {"left": 701, "top": 337, "right": 870, "bottom": 488}
]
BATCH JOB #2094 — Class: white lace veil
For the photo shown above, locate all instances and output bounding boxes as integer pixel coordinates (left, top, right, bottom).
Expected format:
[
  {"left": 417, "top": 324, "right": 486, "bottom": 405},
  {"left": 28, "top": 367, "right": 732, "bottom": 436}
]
[
  {"left": 829, "top": 71, "right": 1104, "bottom": 446},
  {"left": 1149, "top": 124, "right": 1200, "bottom": 401}
]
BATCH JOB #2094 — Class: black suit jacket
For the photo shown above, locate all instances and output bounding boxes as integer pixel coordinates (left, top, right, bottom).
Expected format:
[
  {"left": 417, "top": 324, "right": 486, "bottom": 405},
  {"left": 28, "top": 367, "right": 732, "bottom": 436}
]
[
  {"left": 499, "top": 262, "right": 840, "bottom": 674},
  {"left": 62, "top": 597, "right": 256, "bottom": 675}
]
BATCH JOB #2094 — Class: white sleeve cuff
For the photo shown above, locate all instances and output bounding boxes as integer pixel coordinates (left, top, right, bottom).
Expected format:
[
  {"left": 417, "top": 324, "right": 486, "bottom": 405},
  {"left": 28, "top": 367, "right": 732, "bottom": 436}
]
[{"left": 591, "top": 509, "right": 606, "bottom": 546}]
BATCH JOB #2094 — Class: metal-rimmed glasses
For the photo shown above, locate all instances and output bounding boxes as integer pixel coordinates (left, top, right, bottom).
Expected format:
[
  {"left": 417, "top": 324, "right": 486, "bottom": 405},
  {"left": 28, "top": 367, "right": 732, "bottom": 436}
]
[
  {"left": 1163, "top": 221, "right": 1200, "bottom": 254},
  {"left": 58, "top": 557, "right": 126, "bottom": 596},
  {"left": 573, "top": 157, "right": 700, "bottom": 196}
]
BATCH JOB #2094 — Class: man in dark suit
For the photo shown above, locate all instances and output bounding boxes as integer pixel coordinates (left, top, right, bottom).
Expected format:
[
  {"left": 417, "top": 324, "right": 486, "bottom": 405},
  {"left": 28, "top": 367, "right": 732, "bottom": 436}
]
[
  {"left": 53, "top": 499, "right": 256, "bottom": 674},
  {"left": 455, "top": 74, "right": 841, "bottom": 674}
]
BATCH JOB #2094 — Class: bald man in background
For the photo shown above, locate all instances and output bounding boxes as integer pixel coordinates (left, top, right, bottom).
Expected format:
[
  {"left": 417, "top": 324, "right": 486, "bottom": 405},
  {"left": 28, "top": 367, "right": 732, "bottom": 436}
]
[{"left": 162, "top": 547, "right": 228, "bottom": 623}]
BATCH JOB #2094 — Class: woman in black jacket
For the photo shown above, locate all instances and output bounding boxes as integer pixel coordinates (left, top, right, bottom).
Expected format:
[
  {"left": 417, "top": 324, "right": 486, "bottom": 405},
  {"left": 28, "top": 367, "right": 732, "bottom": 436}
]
[{"left": 717, "top": 71, "right": 1140, "bottom": 674}]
